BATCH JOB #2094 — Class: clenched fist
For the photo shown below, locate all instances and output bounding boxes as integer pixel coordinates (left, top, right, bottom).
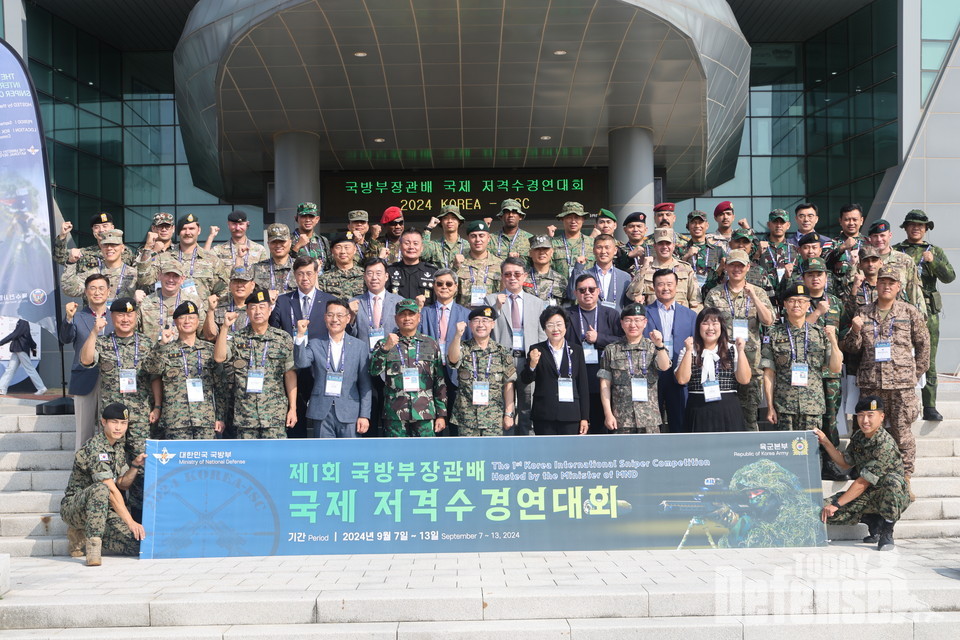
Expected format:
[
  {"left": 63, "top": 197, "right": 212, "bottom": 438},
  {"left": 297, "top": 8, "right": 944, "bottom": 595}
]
[
  {"left": 59, "top": 221, "right": 73, "bottom": 239},
  {"left": 296, "top": 318, "right": 310, "bottom": 336},
  {"left": 65, "top": 302, "right": 78, "bottom": 321}
]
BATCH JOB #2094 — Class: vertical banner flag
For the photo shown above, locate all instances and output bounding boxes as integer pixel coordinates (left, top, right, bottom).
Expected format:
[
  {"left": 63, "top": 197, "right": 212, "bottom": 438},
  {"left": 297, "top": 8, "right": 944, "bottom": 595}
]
[{"left": 0, "top": 39, "right": 57, "bottom": 337}]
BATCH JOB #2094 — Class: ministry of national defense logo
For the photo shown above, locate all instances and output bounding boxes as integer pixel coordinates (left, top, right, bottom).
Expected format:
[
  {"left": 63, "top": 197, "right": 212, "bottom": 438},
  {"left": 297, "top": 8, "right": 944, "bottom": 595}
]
[{"left": 152, "top": 447, "right": 177, "bottom": 465}]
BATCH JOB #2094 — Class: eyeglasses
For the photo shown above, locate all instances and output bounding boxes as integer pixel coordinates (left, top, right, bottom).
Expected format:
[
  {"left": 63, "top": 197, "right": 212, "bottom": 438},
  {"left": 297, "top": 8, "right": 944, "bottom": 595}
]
[
  {"left": 503, "top": 271, "right": 524, "bottom": 279},
  {"left": 577, "top": 287, "right": 598, "bottom": 294},
  {"left": 784, "top": 299, "right": 809, "bottom": 306},
  {"left": 544, "top": 322, "right": 565, "bottom": 330},
  {"left": 434, "top": 280, "right": 456, "bottom": 287},
  {"left": 387, "top": 220, "right": 405, "bottom": 226}
]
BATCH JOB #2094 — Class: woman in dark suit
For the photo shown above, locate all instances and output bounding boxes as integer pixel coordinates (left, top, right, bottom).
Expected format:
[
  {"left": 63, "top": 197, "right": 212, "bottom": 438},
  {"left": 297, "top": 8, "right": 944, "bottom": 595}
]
[{"left": 520, "top": 306, "right": 590, "bottom": 435}]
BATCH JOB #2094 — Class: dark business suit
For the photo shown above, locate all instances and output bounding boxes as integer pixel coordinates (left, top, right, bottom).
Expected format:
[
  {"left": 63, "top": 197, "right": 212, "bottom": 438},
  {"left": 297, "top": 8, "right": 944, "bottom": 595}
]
[
  {"left": 293, "top": 334, "right": 371, "bottom": 437},
  {"left": 568, "top": 264, "right": 633, "bottom": 312},
  {"left": 269, "top": 288, "right": 335, "bottom": 437},
  {"left": 348, "top": 290, "right": 403, "bottom": 436},
  {"left": 565, "top": 303, "right": 623, "bottom": 433},
  {"left": 644, "top": 300, "right": 697, "bottom": 432},
  {"left": 520, "top": 340, "right": 589, "bottom": 435},
  {"left": 419, "top": 301, "right": 471, "bottom": 436}
]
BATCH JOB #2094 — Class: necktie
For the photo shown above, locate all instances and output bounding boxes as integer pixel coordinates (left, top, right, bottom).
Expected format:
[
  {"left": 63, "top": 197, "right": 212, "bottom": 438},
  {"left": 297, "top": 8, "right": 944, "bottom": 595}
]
[
  {"left": 511, "top": 293, "right": 521, "bottom": 330},
  {"left": 301, "top": 294, "right": 310, "bottom": 319},
  {"left": 372, "top": 295, "right": 382, "bottom": 328},
  {"left": 439, "top": 306, "right": 448, "bottom": 344}
]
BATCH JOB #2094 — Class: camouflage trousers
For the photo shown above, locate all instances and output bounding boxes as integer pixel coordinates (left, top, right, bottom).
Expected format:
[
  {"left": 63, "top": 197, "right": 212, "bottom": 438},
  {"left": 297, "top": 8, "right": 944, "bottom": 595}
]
[
  {"left": 457, "top": 422, "right": 506, "bottom": 437},
  {"left": 822, "top": 377, "right": 841, "bottom": 446},
  {"left": 773, "top": 413, "right": 821, "bottom": 432},
  {"left": 738, "top": 376, "right": 761, "bottom": 431},
  {"left": 236, "top": 425, "right": 287, "bottom": 439},
  {"left": 60, "top": 483, "right": 140, "bottom": 555},
  {"left": 124, "top": 419, "right": 149, "bottom": 516},
  {"left": 383, "top": 418, "right": 435, "bottom": 437},
  {"left": 825, "top": 472, "right": 909, "bottom": 524},
  {"left": 165, "top": 425, "right": 216, "bottom": 440},
  {"left": 923, "top": 311, "right": 940, "bottom": 408},
  {"left": 864, "top": 387, "right": 919, "bottom": 476}
]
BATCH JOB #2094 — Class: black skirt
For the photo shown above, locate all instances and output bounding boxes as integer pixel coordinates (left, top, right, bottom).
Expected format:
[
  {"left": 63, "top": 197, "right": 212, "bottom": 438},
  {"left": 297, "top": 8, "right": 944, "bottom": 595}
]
[{"left": 683, "top": 392, "right": 746, "bottom": 432}]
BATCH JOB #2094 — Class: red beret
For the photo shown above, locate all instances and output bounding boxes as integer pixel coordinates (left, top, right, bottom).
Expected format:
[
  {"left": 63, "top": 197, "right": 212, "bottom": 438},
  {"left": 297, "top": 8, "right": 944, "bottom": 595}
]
[
  {"left": 380, "top": 206, "right": 403, "bottom": 225},
  {"left": 653, "top": 202, "right": 675, "bottom": 213},
  {"left": 714, "top": 201, "right": 734, "bottom": 216}
]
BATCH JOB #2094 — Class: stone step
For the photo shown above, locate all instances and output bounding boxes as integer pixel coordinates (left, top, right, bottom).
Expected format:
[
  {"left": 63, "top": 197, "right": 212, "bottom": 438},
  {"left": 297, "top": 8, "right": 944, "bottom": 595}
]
[
  {"left": 829, "top": 518, "right": 960, "bottom": 540},
  {"left": 915, "top": 456, "right": 960, "bottom": 476},
  {"left": 0, "top": 451, "right": 75, "bottom": 472},
  {"left": 916, "top": 438, "right": 960, "bottom": 457},
  {"left": 913, "top": 420, "right": 960, "bottom": 438},
  {"left": 822, "top": 476, "right": 960, "bottom": 498},
  {"left": 0, "top": 491, "right": 64, "bottom": 514},
  {"left": 0, "top": 512, "right": 67, "bottom": 537},
  {"left": 0, "top": 432, "right": 69, "bottom": 453},
  {"left": 0, "top": 535, "right": 66, "bottom": 557},
  {"left": 0, "top": 470, "right": 70, "bottom": 492},
  {"left": 0, "top": 414, "right": 74, "bottom": 434},
  {"left": 897, "top": 497, "right": 960, "bottom": 520}
]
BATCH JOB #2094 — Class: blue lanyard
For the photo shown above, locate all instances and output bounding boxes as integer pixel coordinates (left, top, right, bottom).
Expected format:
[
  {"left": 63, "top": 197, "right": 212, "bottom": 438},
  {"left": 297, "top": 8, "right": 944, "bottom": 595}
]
[
  {"left": 180, "top": 345, "right": 203, "bottom": 378},
  {"left": 593, "top": 266, "right": 616, "bottom": 303},
  {"left": 178, "top": 247, "right": 197, "bottom": 277},
  {"left": 248, "top": 338, "right": 269, "bottom": 369},
  {"left": 471, "top": 348, "right": 494, "bottom": 381},
  {"left": 723, "top": 284, "right": 750, "bottom": 319},
  {"left": 497, "top": 231, "right": 518, "bottom": 255},
  {"left": 785, "top": 322, "right": 809, "bottom": 363},
  {"left": 269, "top": 260, "right": 291, "bottom": 290},
  {"left": 578, "top": 306, "right": 598, "bottom": 341},
  {"left": 363, "top": 295, "right": 382, "bottom": 329},
  {"left": 230, "top": 241, "right": 250, "bottom": 267},
  {"left": 111, "top": 334, "right": 139, "bottom": 368},
  {"left": 625, "top": 344, "right": 648, "bottom": 377},
  {"left": 398, "top": 338, "right": 421, "bottom": 368},
  {"left": 562, "top": 235, "right": 584, "bottom": 270},
  {"left": 326, "top": 341, "right": 345, "bottom": 373},
  {"left": 159, "top": 290, "right": 181, "bottom": 326},
  {"left": 469, "top": 265, "right": 490, "bottom": 286}
]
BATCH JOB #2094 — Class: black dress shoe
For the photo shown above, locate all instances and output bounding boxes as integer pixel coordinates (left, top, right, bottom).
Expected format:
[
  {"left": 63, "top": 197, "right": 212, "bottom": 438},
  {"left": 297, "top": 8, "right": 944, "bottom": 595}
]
[{"left": 923, "top": 407, "right": 943, "bottom": 421}]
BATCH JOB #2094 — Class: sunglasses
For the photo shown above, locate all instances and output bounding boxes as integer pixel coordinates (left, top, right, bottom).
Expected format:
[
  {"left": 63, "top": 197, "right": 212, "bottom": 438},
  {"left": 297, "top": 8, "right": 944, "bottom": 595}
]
[
  {"left": 387, "top": 220, "right": 405, "bottom": 226},
  {"left": 435, "top": 280, "right": 456, "bottom": 287},
  {"left": 577, "top": 286, "right": 598, "bottom": 294}
]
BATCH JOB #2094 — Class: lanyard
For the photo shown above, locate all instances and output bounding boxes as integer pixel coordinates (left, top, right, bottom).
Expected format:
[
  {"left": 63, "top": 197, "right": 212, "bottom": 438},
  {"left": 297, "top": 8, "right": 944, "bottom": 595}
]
[
  {"left": 326, "top": 340, "right": 345, "bottom": 373},
  {"left": 578, "top": 306, "right": 598, "bottom": 340},
  {"left": 294, "top": 230, "right": 326, "bottom": 264},
  {"left": 785, "top": 322, "right": 809, "bottom": 363},
  {"left": 625, "top": 344, "right": 648, "bottom": 377},
  {"left": 468, "top": 264, "right": 490, "bottom": 286},
  {"left": 873, "top": 313, "right": 895, "bottom": 343},
  {"left": 444, "top": 238, "right": 465, "bottom": 268},
  {"left": 471, "top": 349, "right": 494, "bottom": 381},
  {"left": 180, "top": 345, "right": 203, "bottom": 378},
  {"left": 158, "top": 290, "right": 181, "bottom": 327},
  {"left": 178, "top": 247, "right": 198, "bottom": 277},
  {"left": 593, "top": 265, "right": 616, "bottom": 303},
  {"left": 230, "top": 241, "right": 249, "bottom": 266},
  {"left": 363, "top": 295, "right": 382, "bottom": 329},
  {"left": 248, "top": 338, "right": 269, "bottom": 369},
  {"left": 562, "top": 235, "right": 584, "bottom": 269},
  {"left": 398, "top": 338, "right": 421, "bottom": 368},
  {"left": 497, "top": 231, "right": 518, "bottom": 255},
  {"left": 111, "top": 334, "right": 139, "bottom": 368},
  {"left": 723, "top": 284, "right": 750, "bottom": 319},
  {"left": 112, "top": 264, "right": 126, "bottom": 297},
  {"left": 270, "top": 260, "right": 291, "bottom": 290}
]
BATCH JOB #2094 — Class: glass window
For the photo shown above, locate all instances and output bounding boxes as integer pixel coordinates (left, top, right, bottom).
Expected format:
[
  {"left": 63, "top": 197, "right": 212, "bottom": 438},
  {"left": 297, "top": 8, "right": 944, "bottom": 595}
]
[
  {"left": 711, "top": 156, "right": 752, "bottom": 197},
  {"left": 176, "top": 165, "right": 219, "bottom": 204},
  {"left": 922, "top": 40, "right": 952, "bottom": 70},
  {"left": 99, "top": 49, "right": 122, "bottom": 98},
  {"left": 77, "top": 31, "right": 99, "bottom": 88},
  {"left": 872, "top": 77, "right": 897, "bottom": 124},
  {"left": 872, "top": 0, "right": 897, "bottom": 51},
  {"left": 26, "top": 6, "right": 53, "bottom": 66},
  {"left": 78, "top": 154, "right": 101, "bottom": 198},
  {"left": 51, "top": 16, "right": 77, "bottom": 78},
  {"left": 125, "top": 165, "right": 175, "bottom": 206},
  {"left": 848, "top": 4, "right": 874, "bottom": 66},
  {"left": 29, "top": 61, "right": 53, "bottom": 94},
  {"left": 101, "top": 162, "right": 123, "bottom": 204},
  {"left": 53, "top": 103, "right": 77, "bottom": 145},
  {"left": 53, "top": 73, "right": 76, "bottom": 104},
  {"left": 101, "top": 126, "right": 122, "bottom": 163},
  {"left": 53, "top": 144, "right": 78, "bottom": 191},
  {"left": 873, "top": 122, "right": 898, "bottom": 170},
  {"left": 922, "top": 0, "right": 960, "bottom": 40}
]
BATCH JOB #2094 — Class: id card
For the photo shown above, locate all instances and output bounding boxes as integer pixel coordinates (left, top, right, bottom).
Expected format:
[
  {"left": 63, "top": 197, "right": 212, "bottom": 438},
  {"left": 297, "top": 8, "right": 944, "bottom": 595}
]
[
  {"left": 186, "top": 378, "right": 204, "bottom": 402},
  {"left": 246, "top": 369, "right": 265, "bottom": 393},
  {"left": 402, "top": 367, "right": 420, "bottom": 392},
  {"left": 631, "top": 378, "right": 648, "bottom": 402},
  {"left": 368, "top": 328, "right": 384, "bottom": 351},
  {"left": 558, "top": 377, "right": 574, "bottom": 403},
  {"left": 732, "top": 318, "right": 749, "bottom": 342},
  {"left": 325, "top": 372, "right": 343, "bottom": 397},
  {"left": 512, "top": 329, "right": 523, "bottom": 351},
  {"left": 470, "top": 286, "right": 486, "bottom": 306},
  {"left": 601, "top": 300, "right": 617, "bottom": 309},
  {"left": 583, "top": 344, "right": 599, "bottom": 364},
  {"left": 703, "top": 379, "right": 721, "bottom": 402},
  {"left": 472, "top": 381, "right": 490, "bottom": 405},
  {"left": 119, "top": 369, "right": 137, "bottom": 393},
  {"left": 181, "top": 279, "right": 199, "bottom": 298},
  {"left": 875, "top": 341, "right": 892, "bottom": 362},
  {"left": 791, "top": 362, "right": 809, "bottom": 387}
]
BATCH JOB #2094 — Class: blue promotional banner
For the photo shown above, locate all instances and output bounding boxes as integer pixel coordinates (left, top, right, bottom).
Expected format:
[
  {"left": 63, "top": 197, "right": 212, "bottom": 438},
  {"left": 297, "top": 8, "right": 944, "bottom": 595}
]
[{"left": 141, "top": 432, "right": 827, "bottom": 559}]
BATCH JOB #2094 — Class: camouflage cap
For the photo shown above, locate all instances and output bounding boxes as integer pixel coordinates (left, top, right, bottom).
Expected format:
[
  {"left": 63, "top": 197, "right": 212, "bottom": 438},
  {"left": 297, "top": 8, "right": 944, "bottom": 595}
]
[
  {"left": 801, "top": 257, "right": 827, "bottom": 273},
  {"left": 101, "top": 402, "right": 129, "bottom": 421},
  {"left": 859, "top": 245, "right": 881, "bottom": 260},
  {"left": 556, "top": 201, "right": 588, "bottom": 218},
  {"left": 347, "top": 209, "right": 369, "bottom": 222},
  {"left": 498, "top": 198, "right": 526, "bottom": 217},
  {"left": 296, "top": 202, "right": 319, "bottom": 216},
  {"left": 90, "top": 212, "right": 113, "bottom": 227},
  {"left": 597, "top": 208, "right": 617, "bottom": 222},
  {"left": 620, "top": 303, "right": 646, "bottom": 319},
  {"left": 266, "top": 223, "right": 291, "bottom": 242},
  {"left": 172, "top": 300, "right": 199, "bottom": 319},
  {"left": 529, "top": 235, "right": 552, "bottom": 250},
  {"left": 158, "top": 259, "right": 184, "bottom": 276},
  {"left": 245, "top": 288, "right": 271, "bottom": 305},
  {"left": 730, "top": 228, "right": 754, "bottom": 243},
  {"left": 855, "top": 395, "right": 884, "bottom": 413},
  {"left": 329, "top": 231, "right": 356, "bottom": 246},
  {"left": 902, "top": 209, "right": 933, "bottom": 230},
  {"left": 109, "top": 297, "right": 136, "bottom": 313},
  {"left": 439, "top": 204, "right": 464, "bottom": 221},
  {"left": 686, "top": 210, "right": 708, "bottom": 222},
  {"left": 100, "top": 229, "right": 124, "bottom": 245},
  {"left": 229, "top": 265, "right": 255, "bottom": 281},
  {"left": 726, "top": 249, "right": 751, "bottom": 265},
  {"left": 780, "top": 283, "right": 811, "bottom": 302},
  {"left": 468, "top": 305, "right": 498, "bottom": 321},
  {"left": 152, "top": 211, "right": 174, "bottom": 226},
  {"left": 653, "top": 227, "right": 675, "bottom": 244},
  {"left": 465, "top": 220, "right": 490, "bottom": 234},
  {"left": 768, "top": 209, "right": 790, "bottom": 222},
  {"left": 396, "top": 298, "right": 420, "bottom": 314},
  {"left": 877, "top": 265, "right": 901, "bottom": 281}
]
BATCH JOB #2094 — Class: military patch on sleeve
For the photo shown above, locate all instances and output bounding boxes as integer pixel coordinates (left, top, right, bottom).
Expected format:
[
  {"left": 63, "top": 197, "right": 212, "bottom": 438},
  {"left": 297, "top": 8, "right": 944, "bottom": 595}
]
[{"left": 98, "top": 453, "right": 110, "bottom": 461}]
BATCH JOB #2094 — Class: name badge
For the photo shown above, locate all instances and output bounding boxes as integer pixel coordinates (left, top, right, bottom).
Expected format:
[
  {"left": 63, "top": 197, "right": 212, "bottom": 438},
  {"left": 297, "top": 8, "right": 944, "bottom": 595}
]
[
  {"left": 703, "top": 379, "right": 722, "bottom": 402},
  {"left": 546, "top": 298, "right": 557, "bottom": 307},
  {"left": 472, "top": 381, "right": 490, "bottom": 405},
  {"left": 119, "top": 369, "right": 137, "bottom": 393},
  {"left": 583, "top": 344, "right": 599, "bottom": 364},
  {"left": 791, "top": 362, "right": 809, "bottom": 387},
  {"left": 402, "top": 367, "right": 420, "bottom": 392},
  {"left": 776, "top": 267, "right": 785, "bottom": 283},
  {"left": 696, "top": 273, "right": 707, "bottom": 287},
  {"left": 470, "top": 286, "right": 486, "bottom": 306},
  {"left": 875, "top": 341, "right": 892, "bottom": 362},
  {"left": 601, "top": 300, "right": 616, "bottom": 309},
  {"left": 512, "top": 329, "right": 523, "bottom": 351},
  {"left": 732, "top": 318, "right": 749, "bottom": 342},
  {"left": 558, "top": 377, "right": 574, "bottom": 402},
  {"left": 631, "top": 378, "right": 648, "bottom": 402},
  {"left": 186, "top": 378, "right": 204, "bottom": 402},
  {"left": 325, "top": 372, "right": 343, "bottom": 397},
  {"left": 181, "top": 279, "right": 199, "bottom": 298},
  {"left": 368, "top": 328, "right": 384, "bottom": 351},
  {"left": 246, "top": 369, "right": 265, "bottom": 393}
]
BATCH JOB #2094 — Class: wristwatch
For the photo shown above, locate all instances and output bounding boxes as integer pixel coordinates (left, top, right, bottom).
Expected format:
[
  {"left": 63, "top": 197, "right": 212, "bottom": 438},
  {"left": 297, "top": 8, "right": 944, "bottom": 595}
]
[
  {"left": 504, "top": 410, "right": 516, "bottom": 418},
  {"left": 655, "top": 345, "right": 667, "bottom": 352}
]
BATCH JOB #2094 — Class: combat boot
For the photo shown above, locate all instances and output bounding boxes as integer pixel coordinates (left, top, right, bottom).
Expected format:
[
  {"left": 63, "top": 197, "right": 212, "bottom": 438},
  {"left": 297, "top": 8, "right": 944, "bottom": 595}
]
[
  {"left": 877, "top": 521, "right": 896, "bottom": 551},
  {"left": 860, "top": 513, "right": 882, "bottom": 543},
  {"left": 85, "top": 537, "right": 102, "bottom": 566},
  {"left": 906, "top": 476, "right": 916, "bottom": 503},
  {"left": 923, "top": 407, "right": 943, "bottom": 421},
  {"left": 67, "top": 526, "right": 86, "bottom": 558}
]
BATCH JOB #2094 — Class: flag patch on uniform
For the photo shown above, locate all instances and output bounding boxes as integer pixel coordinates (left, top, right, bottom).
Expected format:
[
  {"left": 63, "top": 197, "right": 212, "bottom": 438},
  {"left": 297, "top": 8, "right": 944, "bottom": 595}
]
[{"left": 98, "top": 453, "right": 110, "bottom": 461}]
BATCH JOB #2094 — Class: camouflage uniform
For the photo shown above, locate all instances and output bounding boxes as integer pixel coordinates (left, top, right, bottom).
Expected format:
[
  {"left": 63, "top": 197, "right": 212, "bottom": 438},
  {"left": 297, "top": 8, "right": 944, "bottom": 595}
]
[
  {"left": 143, "top": 339, "right": 224, "bottom": 440},
  {"left": 423, "top": 236, "right": 467, "bottom": 269},
  {"left": 456, "top": 253, "right": 502, "bottom": 307},
  {"left": 841, "top": 301, "right": 930, "bottom": 475},
  {"left": 679, "top": 239, "right": 724, "bottom": 297},
  {"left": 526, "top": 268, "right": 568, "bottom": 306},
  {"left": 213, "top": 239, "right": 268, "bottom": 270},
  {"left": 614, "top": 242, "right": 651, "bottom": 276},
  {"left": 625, "top": 258, "right": 702, "bottom": 311},
  {"left": 704, "top": 283, "right": 775, "bottom": 431},
  {"left": 761, "top": 321, "right": 832, "bottom": 431},
  {"left": 491, "top": 229, "right": 533, "bottom": 262},
  {"left": 451, "top": 339, "right": 517, "bottom": 436},
  {"left": 878, "top": 249, "right": 928, "bottom": 317},
  {"left": 597, "top": 338, "right": 663, "bottom": 433},
  {"left": 380, "top": 237, "right": 403, "bottom": 264},
  {"left": 54, "top": 237, "right": 135, "bottom": 269},
  {"left": 252, "top": 256, "right": 296, "bottom": 293},
  {"left": 317, "top": 266, "right": 365, "bottom": 300},
  {"left": 705, "top": 231, "right": 733, "bottom": 255},
  {"left": 369, "top": 333, "right": 447, "bottom": 437},
  {"left": 353, "top": 238, "right": 383, "bottom": 265},
  {"left": 59, "top": 432, "right": 139, "bottom": 555},
  {"left": 894, "top": 240, "right": 955, "bottom": 409},
  {"left": 60, "top": 262, "right": 139, "bottom": 304},
  {"left": 778, "top": 263, "right": 838, "bottom": 298},
  {"left": 743, "top": 262, "right": 778, "bottom": 302},
  {"left": 224, "top": 325, "right": 295, "bottom": 439},
  {"left": 551, "top": 234, "right": 595, "bottom": 276},
  {"left": 808, "top": 291, "right": 843, "bottom": 446},
  {"left": 292, "top": 230, "right": 331, "bottom": 271},
  {"left": 211, "top": 295, "right": 249, "bottom": 437},
  {"left": 757, "top": 239, "right": 797, "bottom": 292},
  {"left": 137, "top": 245, "right": 229, "bottom": 300},
  {"left": 137, "top": 290, "right": 206, "bottom": 343},
  {"left": 824, "top": 427, "right": 910, "bottom": 525},
  {"left": 644, "top": 229, "right": 691, "bottom": 248}
]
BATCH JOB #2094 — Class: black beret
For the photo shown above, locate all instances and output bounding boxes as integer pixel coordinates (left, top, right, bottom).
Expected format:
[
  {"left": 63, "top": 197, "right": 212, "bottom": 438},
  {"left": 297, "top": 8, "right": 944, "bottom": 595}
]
[
  {"left": 797, "top": 232, "right": 821, "bottom": 246},
  {"left": 623, "top": 211, "right": 647, "bottom": 225},
  {"left": 90, "top": 212, "right": 113, "bottom": 227},
  {"left": 855, "top": 395, "right": 884, "bottom": 413},
  {"left": 227, "top": 210, "right": 248, "bottom": 223},
  {"left": 468, "top": 305, "right": 497, "bottom": 321},
  {"left": 109, "top": 297, "right": 137, "bottom": 313},
  {"left": 245, "top": 288, "right": 271, "bottom": 305},
  {"left": 172, "top": 301, "right": 199, "bottom": 318},
  {"left": 102, "top": 402, "right": 129, "bottom": 421}
]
